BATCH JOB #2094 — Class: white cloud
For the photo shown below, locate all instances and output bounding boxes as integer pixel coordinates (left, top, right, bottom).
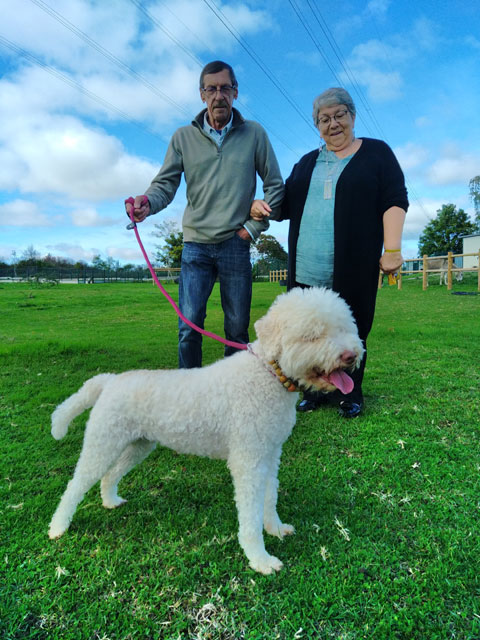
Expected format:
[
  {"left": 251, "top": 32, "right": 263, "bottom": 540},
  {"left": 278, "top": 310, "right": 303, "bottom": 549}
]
[
  {"left": 415, "top": 116, "right": 431, "bottom": 128},
  {"left": 394, "top": 142, "right": 430, "bottom": 171},
  {"left": 341, "top": 40, "right": 405, "bottom": 101},
  {"left": 71, "top": 207, "right": 117, "bottom": 227},
  {"left": 403, "top": 198, "right": 443, "bottom": 240},
  {"left": 106, "top": 246, "right": 144, "bottom": 261},
  {"left": 411, "top": 18, "right": 439, "bottom": 52},
  {"left": 1, "top": 113, "right": 158, "bottom": 200},
  {"left": 465, "top": 35, "right": 480, "bottom": 50},
  {"left": 142, "top": 0, "right": 272, "bottom": 56},
  {"left": 426, "top": 144, "right": 480, "bottom": 186},
  {"left": 0, "top": 200, "right": 51, "bottom": 227},
  {"left": 46, "top": 242, "right": 102, "bottom": 263},
  {"left": 0, "top": 0, "right": 277, "bottom": 209},
  {"left": 1, "top": 0, "right": 140, "bottom": 75},
  {"left": 366, "top": 0, "right": 391, "bottom": 18}
]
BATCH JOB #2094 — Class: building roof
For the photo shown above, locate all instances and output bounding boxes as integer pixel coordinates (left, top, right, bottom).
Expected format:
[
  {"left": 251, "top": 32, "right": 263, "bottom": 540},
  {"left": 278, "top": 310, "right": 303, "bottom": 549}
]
[{"left": 460, "top": 233, "right": 480, "bottom": 239}]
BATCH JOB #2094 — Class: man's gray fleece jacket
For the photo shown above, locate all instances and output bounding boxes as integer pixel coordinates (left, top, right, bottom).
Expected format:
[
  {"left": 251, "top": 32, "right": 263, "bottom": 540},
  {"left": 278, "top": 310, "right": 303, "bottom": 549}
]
[{"left": 145, "top": 108, "right": 284, "bottom": 243}]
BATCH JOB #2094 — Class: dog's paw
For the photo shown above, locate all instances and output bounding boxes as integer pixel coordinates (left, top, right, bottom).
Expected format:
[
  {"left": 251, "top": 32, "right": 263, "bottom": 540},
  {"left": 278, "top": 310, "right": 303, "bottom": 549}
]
[
  {"left": 264, "top": 521, "right": 295, "bottom": 539},
  {"left": 249, "top": 553, "right": 283, "bottom": 575},
  {"left": 102, "top": 496, "right": 127, "bottom": 509},
  {"left": 48, "top": 524, "right": 66, "bottom": 539},
  {"left": 278, "top": 523, "right": 295, "bottom": 537}
]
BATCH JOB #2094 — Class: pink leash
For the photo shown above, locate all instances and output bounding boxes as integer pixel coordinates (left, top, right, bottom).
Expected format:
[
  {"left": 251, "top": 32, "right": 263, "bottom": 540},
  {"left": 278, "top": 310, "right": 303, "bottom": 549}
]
[{"left": 125, "top": 197, "right": 248, "bottom": 351}]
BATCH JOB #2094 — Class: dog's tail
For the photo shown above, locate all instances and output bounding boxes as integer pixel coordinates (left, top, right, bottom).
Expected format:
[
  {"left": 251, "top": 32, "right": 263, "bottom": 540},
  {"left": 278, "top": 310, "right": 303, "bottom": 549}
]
[{"left": 51, "top": 374, "right": 115, "bottom": 440}]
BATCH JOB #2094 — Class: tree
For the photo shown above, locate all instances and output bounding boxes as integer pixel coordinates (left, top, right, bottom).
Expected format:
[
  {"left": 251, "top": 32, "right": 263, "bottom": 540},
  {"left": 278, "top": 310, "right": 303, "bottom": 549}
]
[
  {"left": 252, "top": 233, "right": 288, "bottom": 277},
  {"left": 92, "top": 255, "right": 106, "bottom": 269},
  {"left": 17, "top": 245, "right": 41, "bottom": 266},
  {"left": 91, "top": 255, "right": 120, "bottom": 271},
  {"left": 152, "top": 220, "right": 184, "bottom": 268},
  {"left": 469, "top": 176, "right": 480, "bottom": 230},
  {"left": 255, "top": 234, "right": 288, "bottom": 264},
  {"left": 418, "top": 204, "right": 476, "bottom": 256}
]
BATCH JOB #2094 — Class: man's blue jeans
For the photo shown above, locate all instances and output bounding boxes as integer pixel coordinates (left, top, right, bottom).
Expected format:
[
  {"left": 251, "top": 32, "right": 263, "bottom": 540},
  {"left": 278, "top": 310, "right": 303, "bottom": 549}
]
[{"left": 178, "top": 234, "right": 252, "bottom": 368}]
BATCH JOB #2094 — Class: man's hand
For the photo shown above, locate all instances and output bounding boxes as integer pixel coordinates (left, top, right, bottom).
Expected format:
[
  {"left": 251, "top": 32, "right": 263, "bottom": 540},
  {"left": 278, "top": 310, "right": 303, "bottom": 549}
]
[
  {"left": 236, "top": 228, "right": 252, "bottom": 242},
  {"left": 250, "top": 199, "right": 272, "bottom": 221},
  {"left": 125, "top": 195, "right": 150, "bottom": 224}
]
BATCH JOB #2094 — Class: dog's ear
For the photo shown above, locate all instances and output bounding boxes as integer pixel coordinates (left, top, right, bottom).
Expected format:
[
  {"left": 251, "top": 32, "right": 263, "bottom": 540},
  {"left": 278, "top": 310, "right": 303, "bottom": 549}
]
[{"left": 254, "top": 305, "right": 282, "bottom": 358}]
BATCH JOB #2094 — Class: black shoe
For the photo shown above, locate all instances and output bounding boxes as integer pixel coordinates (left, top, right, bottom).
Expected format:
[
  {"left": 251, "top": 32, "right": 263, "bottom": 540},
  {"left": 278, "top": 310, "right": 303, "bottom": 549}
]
[
  {"left": 297, "top": 395, "right": 330, "bottom": 412},
  {"left": 338, "top": 401, "right": 363, "bottom": 419},
  {"left": 297, "top": 399, "right": 319, "bottom": 412}
]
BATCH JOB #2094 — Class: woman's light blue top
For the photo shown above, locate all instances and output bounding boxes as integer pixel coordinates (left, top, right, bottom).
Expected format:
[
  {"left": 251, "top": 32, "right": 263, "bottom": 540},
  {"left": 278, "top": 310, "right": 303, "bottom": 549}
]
[{"left": 296, "top": 146, "right": 353, "bottom": 287}]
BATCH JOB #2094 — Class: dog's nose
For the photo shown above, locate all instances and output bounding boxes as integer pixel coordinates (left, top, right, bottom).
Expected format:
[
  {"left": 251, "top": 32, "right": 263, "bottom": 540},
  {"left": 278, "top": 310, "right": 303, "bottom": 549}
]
[{"left": 340, "top": 350, "right": 356, "bottom": 366}]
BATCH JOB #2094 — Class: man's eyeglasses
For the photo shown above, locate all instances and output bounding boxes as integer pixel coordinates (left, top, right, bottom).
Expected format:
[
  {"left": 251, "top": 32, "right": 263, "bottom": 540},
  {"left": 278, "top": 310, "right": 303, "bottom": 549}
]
[
  {"left": 317, "top": 109, "right": 350, "bottom": 127},
  {"left": 201, "top": 85, "right": 236, "bottom": 97}
]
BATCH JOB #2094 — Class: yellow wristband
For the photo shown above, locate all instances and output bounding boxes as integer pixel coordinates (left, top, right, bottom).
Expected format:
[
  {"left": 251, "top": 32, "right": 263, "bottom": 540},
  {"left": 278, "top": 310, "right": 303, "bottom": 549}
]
[{"left": 384, "top": 249, "right": 401, "bottom": 253}]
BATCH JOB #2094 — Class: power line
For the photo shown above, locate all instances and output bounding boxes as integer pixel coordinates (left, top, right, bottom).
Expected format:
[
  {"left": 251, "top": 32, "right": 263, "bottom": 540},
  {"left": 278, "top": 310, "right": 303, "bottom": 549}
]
[
  {"left": 126, "top": 0, "right": 306, "bottom": 152},
  {"left": 201, "top": 0, "right": 317, "bottom": 135},
  {"left": 304, "top": 0, "right": 387, "bottom": 140},
  {"left": 290, "top": 0, "right": 427, "bottom": 216},
  {"left": 28, "top": 0, "right": 191, "bottom": 117},
  {"left": 28, "top": 0, "right": 303, "bottom": 154},
  {"left": 288, "top": 0, "right": 378, "bottom": 138},
  {"left": 127, "top": 0, "right": 204, "bottom": 68},
  {"left": 0, "top": 34, "right": 164, "bottom": 141}
]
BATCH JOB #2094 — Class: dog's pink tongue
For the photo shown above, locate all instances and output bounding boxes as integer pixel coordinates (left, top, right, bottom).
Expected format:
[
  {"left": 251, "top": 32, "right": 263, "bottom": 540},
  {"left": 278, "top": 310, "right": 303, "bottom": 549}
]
[{"left": 327, "top": 370, "right": 354, "bottom": 395}]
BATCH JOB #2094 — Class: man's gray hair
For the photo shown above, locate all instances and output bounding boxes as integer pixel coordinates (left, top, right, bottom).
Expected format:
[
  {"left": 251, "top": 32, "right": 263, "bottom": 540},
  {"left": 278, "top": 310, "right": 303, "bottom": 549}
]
[
  {"left": 312, "top": 88, "right": 356, "bottom": 125},
  {"left": 199, "top": 61, "right": 237, "bottom": 89}
]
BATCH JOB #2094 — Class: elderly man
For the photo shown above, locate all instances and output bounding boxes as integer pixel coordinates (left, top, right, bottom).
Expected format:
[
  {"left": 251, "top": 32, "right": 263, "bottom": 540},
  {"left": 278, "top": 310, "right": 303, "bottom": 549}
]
[{"left": 126, "top": 60, "right": 284, "bottom": 368}]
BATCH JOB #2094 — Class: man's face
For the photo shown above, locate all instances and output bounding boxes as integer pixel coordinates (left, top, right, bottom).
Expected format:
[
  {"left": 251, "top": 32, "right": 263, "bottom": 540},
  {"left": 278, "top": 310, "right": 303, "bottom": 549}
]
[{"left": 200, "top": 68, "right": 238, "bottom": 130}]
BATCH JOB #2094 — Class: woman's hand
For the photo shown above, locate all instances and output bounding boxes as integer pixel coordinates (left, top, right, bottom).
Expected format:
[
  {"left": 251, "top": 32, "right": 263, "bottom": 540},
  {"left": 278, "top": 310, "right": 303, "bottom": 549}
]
[
  {"left": 250, "top": 199, "right": 272, "bottom": 221},
  {"left": 380, "top": 251, "right": 403, "bottom": 274}
]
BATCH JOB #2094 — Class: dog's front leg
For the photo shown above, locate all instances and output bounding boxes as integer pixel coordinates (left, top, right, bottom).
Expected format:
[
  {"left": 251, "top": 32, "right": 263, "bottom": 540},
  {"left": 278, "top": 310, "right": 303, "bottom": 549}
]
[
  {"left": 228, "top": 456, "right": 283, "bottom": 575},
  {"left": 263, "top": 446, "right": 295, "bottom": 539}
]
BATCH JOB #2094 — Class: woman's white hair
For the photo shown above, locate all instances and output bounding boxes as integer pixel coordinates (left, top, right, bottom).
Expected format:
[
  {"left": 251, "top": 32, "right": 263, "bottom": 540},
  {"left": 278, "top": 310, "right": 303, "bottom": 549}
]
[{"left": 312, "top": 88, "right": 356, "bottom": 125}]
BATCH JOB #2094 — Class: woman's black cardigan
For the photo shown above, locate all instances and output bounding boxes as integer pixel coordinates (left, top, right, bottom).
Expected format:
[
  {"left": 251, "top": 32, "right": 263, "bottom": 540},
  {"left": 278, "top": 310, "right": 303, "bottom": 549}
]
[{"left": 280, "top": 138, "right": 409, "bottom": 340}]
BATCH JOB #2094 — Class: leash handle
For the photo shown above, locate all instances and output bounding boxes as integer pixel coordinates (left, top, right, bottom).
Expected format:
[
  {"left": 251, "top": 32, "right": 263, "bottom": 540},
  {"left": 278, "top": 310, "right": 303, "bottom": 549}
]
[
  {"left": 125, "top": 195, "right": 149, "bottom": 230},
  {"left": 125, "top": 197, "right": 248, "bottom": 352}
]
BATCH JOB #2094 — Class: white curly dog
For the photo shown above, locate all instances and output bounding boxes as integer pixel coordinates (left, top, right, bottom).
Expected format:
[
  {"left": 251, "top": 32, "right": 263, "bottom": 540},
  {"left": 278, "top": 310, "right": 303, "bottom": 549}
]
[{"left": 48, "top": 287, "right": 364, "bottom": 574}]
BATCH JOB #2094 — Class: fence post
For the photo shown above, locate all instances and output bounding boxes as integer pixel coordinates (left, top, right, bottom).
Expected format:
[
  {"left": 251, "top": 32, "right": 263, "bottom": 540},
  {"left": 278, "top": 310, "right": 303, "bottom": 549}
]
[
  {"left": 447, "top": 251, "right": 453, "bottom": 290},
  {"left": 478, "top": 250, "right": 480, "bottom": 292},
  {"left": 422, "top": 255, "right": 428, "bottom": 290}
]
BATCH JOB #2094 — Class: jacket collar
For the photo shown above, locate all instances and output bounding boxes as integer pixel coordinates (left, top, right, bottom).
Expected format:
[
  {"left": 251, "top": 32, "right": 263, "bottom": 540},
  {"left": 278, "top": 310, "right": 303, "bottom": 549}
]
[{"left": 193, "top": 107, "right": 245, "bottom": 130}]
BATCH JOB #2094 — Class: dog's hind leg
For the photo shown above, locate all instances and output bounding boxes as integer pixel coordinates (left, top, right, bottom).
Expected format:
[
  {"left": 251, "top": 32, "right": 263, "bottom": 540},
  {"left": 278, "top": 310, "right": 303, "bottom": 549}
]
[
  {"left": 228, "top": 456, "right": 283, "bottom": 575},
  {"left": 101, "top": 438, "right": 156, "bottom": 508},
  {"left": 48, "top": 425, "right": 131, "bottom": 539},
  {"left": 263, "top": 446, "right": 295, "bottom": 539}
]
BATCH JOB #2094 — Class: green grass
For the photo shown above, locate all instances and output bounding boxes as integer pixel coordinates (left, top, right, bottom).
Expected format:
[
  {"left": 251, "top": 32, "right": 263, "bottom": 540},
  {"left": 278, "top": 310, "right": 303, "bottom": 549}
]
[{"left": 1, "top": 277, "right": 479, "bottom": 639}]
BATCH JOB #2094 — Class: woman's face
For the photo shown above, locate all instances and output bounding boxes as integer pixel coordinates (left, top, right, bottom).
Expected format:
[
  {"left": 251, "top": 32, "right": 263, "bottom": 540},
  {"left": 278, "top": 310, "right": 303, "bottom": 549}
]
[{"left": 316, "top": 104, "right": 356, "bottom": 152}]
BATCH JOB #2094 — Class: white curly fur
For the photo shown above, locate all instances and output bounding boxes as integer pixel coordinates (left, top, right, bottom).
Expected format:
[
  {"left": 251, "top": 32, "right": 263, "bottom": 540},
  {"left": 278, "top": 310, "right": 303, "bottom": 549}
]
[{"left": 48, "top": 287, "right": 363, "bottom": 574}]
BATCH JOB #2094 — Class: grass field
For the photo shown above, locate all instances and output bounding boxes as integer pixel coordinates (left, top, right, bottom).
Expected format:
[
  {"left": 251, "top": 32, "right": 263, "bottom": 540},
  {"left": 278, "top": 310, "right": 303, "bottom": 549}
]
[{"left": 1, "top": 276, "right": 479, "bottom": 639}]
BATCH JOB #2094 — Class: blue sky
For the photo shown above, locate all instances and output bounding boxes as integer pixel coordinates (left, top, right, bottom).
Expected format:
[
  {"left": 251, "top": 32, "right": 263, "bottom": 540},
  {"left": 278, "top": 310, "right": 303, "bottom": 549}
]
[{"left": 1, "top": 0, "right": 479, "bottom": 265}]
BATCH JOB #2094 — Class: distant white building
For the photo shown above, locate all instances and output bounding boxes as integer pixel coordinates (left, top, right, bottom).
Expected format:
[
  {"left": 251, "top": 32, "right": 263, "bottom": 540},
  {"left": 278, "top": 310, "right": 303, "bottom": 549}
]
[{"left": 461, "top": 233, "right": 480, "bottom": 269}]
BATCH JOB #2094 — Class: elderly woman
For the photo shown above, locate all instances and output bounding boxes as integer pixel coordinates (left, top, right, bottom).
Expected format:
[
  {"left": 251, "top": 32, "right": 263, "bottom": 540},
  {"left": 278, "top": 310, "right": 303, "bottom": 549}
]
[{"left": 251, "top": 88, "right": 408, "bottom": 417}]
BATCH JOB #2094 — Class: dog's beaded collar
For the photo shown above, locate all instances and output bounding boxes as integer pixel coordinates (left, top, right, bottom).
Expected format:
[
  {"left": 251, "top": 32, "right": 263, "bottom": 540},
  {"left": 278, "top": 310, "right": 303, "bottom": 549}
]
[{"left": 268, "top": 360, "right": 298, "bottom": 392}]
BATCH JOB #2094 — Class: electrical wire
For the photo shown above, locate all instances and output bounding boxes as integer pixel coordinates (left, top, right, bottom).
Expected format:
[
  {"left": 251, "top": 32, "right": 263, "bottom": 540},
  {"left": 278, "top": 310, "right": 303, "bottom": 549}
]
[
  {"left": 127, "top": 0, "right": 204, "bottom": 68},
  {"left": 0, "top": 34, "right": 164, "bottom": 141},
  {"left": 304, "top": 0, "right": 387, "bottom": 139},
  {"left": 290, "top": 0, "right": 428, "bottom": 217},
  {"left": 28, "top": 0, "right": 304, "bottom": 153},
  {"left": 28, "top": 0, "right": 191, "bottom": 117},
  {"left": 125, "top": 0, "right": 308, "bottom": 152},
  {"left": 201, "top": 0, "right": 317, "bottom": 135}
]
